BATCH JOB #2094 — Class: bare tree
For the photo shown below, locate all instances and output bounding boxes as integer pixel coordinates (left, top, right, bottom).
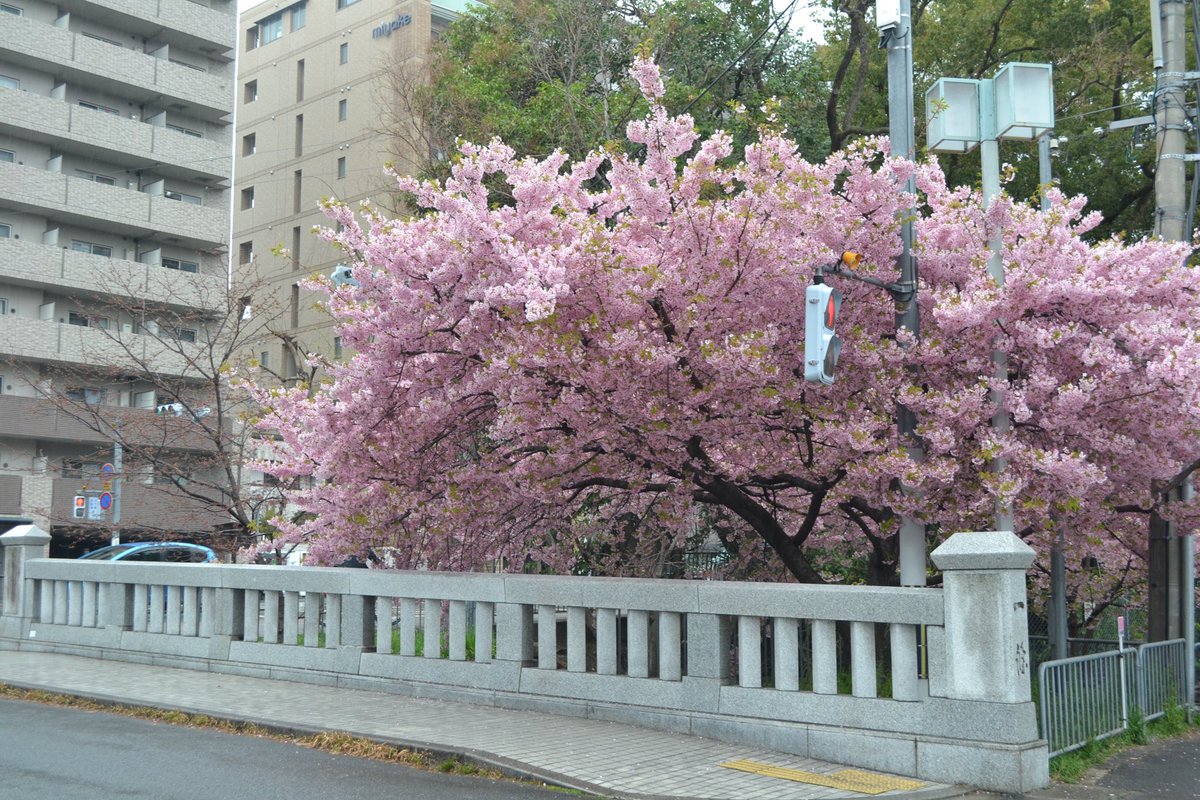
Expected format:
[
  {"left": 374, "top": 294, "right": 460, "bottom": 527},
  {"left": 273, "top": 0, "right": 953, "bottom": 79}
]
[{"left": 18, "top": 262, "right": 315, "bottom": 552}]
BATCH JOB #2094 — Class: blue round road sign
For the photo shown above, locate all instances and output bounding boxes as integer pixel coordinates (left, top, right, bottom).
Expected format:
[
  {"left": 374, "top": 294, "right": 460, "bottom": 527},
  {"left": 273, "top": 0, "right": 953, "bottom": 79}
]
[{"left": 98, "top": 492, "right": 113, "bottom": 511}]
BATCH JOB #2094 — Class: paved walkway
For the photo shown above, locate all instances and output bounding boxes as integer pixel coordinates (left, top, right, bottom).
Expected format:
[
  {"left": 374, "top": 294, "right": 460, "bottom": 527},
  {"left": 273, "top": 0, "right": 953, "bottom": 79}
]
[{"left": 0, "top": 649, "right": 966, "bottom": 800}]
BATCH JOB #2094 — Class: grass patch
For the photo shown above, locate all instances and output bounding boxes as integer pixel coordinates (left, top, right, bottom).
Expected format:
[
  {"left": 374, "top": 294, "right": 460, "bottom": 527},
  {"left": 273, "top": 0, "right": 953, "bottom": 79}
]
[
  {"left": 0, "top": 683, "right": 593, "bottom": 794},
  {"left": 1050, "top": 704, "right": 1196, "bottom": 783}
]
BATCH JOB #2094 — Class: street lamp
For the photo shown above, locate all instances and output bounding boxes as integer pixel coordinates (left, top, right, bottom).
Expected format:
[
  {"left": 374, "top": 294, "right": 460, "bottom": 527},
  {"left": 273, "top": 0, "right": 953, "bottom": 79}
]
[{"left": 925, "top": 63, "right": 1055, "bottom": 534}]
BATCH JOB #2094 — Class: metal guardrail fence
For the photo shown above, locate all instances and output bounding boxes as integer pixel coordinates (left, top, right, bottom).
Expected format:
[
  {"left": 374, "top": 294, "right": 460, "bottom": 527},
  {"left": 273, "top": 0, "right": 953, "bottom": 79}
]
[{"left": 1038, "top": 639, "right": 1190, "bottom": 757}]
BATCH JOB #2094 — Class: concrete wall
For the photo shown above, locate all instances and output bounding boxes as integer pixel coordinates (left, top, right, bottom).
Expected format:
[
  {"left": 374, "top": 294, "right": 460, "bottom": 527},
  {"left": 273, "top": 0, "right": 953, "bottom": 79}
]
[{"left": 0, "top": 530, "right": 1050, "bottom": 793}]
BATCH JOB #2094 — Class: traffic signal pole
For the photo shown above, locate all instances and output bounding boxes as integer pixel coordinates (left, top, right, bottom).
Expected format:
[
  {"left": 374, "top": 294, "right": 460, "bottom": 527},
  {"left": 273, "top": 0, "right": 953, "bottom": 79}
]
[{"left": 884, "top": 0, "right": 926, "bottom": 587}]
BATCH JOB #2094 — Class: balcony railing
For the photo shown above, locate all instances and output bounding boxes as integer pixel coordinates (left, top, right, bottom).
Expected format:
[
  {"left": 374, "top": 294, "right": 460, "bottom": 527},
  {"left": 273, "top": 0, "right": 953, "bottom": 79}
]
[
  {"left": 0, "top": 15, "right": 231, "bottom": 116},
  {"left": 0, "top": 161, "right": 227, "bottom": 247}
]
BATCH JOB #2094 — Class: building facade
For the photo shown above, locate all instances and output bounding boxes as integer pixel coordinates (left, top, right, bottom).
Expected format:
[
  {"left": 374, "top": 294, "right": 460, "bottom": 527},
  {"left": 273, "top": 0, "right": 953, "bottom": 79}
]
[
  {"left": 234, "top": 0, "right": 471, "bottom": 379},
  {"left": 0, "top": 0, "right": 237, "bottom": 549}
]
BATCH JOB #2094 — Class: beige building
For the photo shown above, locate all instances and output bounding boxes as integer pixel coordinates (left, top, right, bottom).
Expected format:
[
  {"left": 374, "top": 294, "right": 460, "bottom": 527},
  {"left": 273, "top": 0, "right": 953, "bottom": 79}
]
[
  {"left": 0, "top": 0, "right": 237, "bottom": 549},
  {"left": 234, "top": 0, "right": 471, "bottom": 376}
]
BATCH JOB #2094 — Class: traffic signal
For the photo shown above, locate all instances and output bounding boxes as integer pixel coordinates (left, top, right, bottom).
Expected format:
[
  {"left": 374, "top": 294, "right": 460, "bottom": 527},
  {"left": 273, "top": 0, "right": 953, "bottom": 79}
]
[
  {"left": 72, "top": 495, "right": 86, "bottom": 519},
  {"left": 804, "top": 281, "right": 842, "bottom": 385}
]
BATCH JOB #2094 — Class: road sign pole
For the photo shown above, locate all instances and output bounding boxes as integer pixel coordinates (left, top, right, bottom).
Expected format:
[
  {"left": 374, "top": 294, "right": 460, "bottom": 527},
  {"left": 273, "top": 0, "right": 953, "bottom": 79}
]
[{"left": 111, "top": 439, "right": 122, "bottom": 545}]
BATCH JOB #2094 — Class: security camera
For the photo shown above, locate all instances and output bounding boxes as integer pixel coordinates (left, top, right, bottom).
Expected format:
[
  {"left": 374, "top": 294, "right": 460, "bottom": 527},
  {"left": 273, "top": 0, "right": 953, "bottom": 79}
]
[{"left": 330, "top": 264, "right": 359, "bottom": 288}]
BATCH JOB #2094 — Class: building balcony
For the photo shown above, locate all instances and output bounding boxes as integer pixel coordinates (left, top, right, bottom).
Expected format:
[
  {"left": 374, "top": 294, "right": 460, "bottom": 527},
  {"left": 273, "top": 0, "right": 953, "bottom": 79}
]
[
  {"left": 0, "top": 15, "right": 232, "bottom": 121},
  {"left": 56, "top": 0, "right": 236, "bottom": 56},
  {"left": 50, "top": 475, "right": 231, "bottom": 535},
  {"left": 0, "top": 161, "right": 227, "bottom": 249},
  {"left": 0, "top": 87, "right": 230, "bottom": 184},
  {"left": 0, "top": 238, "right": 226, "bottom": 315},
  {"left": 0, "top": 316, "right": 205, "bottom": 378},
  {"left": 0, "top": 395, "right": 223, "bottom": 452}
]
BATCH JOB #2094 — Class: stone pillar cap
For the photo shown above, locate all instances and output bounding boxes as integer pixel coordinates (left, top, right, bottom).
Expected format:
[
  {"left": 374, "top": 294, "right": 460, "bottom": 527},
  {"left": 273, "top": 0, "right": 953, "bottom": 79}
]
[
  {"left": 930, "top": 530, "right": 1036, "bottom": 571},
  {"left": 0, "top": 524, "right": 51, "bottom": 547}
]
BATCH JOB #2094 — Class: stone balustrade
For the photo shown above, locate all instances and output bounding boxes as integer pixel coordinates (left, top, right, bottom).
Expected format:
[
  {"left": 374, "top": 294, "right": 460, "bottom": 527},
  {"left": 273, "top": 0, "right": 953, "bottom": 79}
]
[{"left": 0, "top": 527, "right": 1049, "bottom": 793}]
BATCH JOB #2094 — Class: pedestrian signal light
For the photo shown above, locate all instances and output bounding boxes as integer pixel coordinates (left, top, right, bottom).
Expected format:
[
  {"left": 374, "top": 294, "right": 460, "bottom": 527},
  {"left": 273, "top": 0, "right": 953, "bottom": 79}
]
[
  {"left": 73, "top": 495, "right": 86, "bottom": 519},
  {"left": 804, "top": 282, "right": 842, "bottom": 385}
]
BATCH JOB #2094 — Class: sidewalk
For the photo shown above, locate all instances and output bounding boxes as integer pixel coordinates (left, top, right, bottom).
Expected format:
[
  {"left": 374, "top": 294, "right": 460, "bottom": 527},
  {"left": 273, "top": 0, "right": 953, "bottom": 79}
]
[{"left": 0, "top": 649, "right": 966, "bottom": 800}]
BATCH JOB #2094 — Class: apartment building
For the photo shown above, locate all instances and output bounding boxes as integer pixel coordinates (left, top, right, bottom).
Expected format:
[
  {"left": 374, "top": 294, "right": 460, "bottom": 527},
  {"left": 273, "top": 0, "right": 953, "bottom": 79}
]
[
  {"left": 0, "top": 0, "right": 237, "bottom": 550},
  {"left": 234, "top": 0, "right": 471, "bottom": 379}
]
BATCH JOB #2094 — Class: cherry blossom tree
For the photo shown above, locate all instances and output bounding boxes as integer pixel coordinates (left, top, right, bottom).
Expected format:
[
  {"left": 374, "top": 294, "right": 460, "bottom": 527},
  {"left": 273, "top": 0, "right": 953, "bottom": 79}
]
[{"left": 251, "top": 59, "right": 1199, "bottom": 605}]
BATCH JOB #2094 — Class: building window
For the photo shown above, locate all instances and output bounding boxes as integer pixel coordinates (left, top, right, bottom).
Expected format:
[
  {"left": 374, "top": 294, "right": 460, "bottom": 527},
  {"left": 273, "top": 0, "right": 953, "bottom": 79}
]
[
  {"left": 241, "top": 187, "right": 255, "bottom": 210},
  {"left": 259, "top": 12, "right": 283, "bottom": 45},
  {"left": 0, "top": 223, "right": 9, "bottom": 238},
  {"left": 166, "top": 123, "right": 203, "bottom": 138},
  {"left": 337, "top": 156, "right": 346, "bottom": 179},
  {"left": 292, "top": 226, "right": 301, "bottom": 270},
  {"left": 334, "top": 336, "right": 343, "bottom": 359},
  {"left": 291, "top": 1, "right": 307, "bottom": 31},
  {"left": 337, "top": 0, "right": 361, "bottom": 9},
  {"left": 162, "top": 257, "right": 199, "bottom": 273},
  {"left": 242, "top": 133, "right": 257, "bottom": 156},
  {"left": 75, "top": 169, "right": 116, "bottom": 185},
  {"left": 338, "top": 98, "right": 347, "bottom": 121},
  {"left": 0, "top": 149, "right": 12, "bottom": 163},
  {"left": 0, "top": 4, "right": 22, "bottom": 16},
  {"left": 69, "top": 314, "right": 109, "bottom": 330},
  {"left": 293, "top": 170, "right": 302, "bottom": 214},
  {"left": 78, "top": 99, "right": 120, "bottom": 115},
  {"left": 296, "top": 59, "right": 305, "bottom": 101},
  {"left": 244, "top": 81, "right": 258, "bottom": 104},
  {"left": 295, "top": 114, "right": 304, "bottom": 156},
  {"left": 245, "top": 26, "right": 259, "bottom": 51},
  {"left": 260, "top": 350, "right": 270, "bottom": 369},
  {"left": 339, "top": 42, "right": 349, "bottom": 65},
  {"left": 0, "top": 298, "right": 7, "bottom": 315},
  {"left": 0, "top": 74, "right": 17, "bottom": 90},
  {"left": 64, "top": 388, "right": 106, "bottom": 406},
  {"left": 175, "top": 328, "right": 197, "bottom": 343},
  {"left": 164, "top": 189, "right": 203, "bottom": 205},
  {"left": 290, "top": 284, "right": 299, "bottom": 328},
  {"left": 239, "top": 241, "right": 254, "bottom": 265},
  {"left": 71, "top": 240, "right": 113, "bottom": 257}
]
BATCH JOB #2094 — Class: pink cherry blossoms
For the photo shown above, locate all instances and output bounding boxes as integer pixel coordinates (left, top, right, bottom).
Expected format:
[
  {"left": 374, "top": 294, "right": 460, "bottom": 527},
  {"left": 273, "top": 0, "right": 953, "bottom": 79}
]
[{"left": 252, "top": 58, "right": 1200, "bottom": 600}]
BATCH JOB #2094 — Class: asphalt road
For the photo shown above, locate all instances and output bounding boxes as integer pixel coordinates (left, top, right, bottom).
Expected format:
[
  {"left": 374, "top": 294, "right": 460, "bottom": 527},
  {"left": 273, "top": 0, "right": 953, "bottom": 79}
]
[{"left": 0, "top": 698, "right": 573, "bottom": 800}]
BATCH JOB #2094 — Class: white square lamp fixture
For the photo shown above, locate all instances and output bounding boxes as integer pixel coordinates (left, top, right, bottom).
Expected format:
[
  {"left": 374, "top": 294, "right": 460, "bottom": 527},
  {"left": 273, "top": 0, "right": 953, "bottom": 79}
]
[{"left": 926, "top": 62, "right": 1054, "bottom": 153}]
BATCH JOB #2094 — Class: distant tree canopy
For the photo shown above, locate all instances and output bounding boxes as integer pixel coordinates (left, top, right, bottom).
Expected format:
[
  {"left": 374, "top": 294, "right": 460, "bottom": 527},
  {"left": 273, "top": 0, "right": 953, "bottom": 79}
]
[
  {"left": 396, "top": 0, "right": 1157, "bottom": 236},
  {"left": 821, "top": 0, "right": 1156, "bottom": 238}
]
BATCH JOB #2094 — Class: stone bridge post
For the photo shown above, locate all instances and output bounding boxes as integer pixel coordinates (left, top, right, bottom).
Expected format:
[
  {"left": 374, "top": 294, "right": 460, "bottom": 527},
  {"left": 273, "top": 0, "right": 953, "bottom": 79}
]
[
  {"left": 929, "top": 529, "right": 1048, "bottom": 792},
  {"left": 1, "top": 525, "right": 50, "bottom": 636}
]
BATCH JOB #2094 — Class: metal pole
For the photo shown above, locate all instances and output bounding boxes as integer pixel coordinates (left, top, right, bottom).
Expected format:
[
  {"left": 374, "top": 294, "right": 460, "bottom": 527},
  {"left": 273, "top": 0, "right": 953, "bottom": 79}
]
[
  {"left": 887, "top": 0, "right": 925, "bottom": 587},
  {"left": 111, "top": 435, "right": 122, "bottom": 546},
  {"left": 1050, "top": 527, "right": 1069, "bottom": 660},
  {"left": 979, "top": 116, "right": 1013, "bottom": 532},
  {"left": 1039, "top": 133, "right": 1053, "bottom": 212}
]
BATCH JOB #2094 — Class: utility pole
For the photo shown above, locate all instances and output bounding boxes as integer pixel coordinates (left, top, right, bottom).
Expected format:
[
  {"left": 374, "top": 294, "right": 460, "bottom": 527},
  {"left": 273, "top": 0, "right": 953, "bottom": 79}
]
[
  {"left": 881, "top": 0, "right": 925, "bottom": 587},
  {"left": 1149, "top": 0, "right": 1190, "bottom": 644},
  {"left": 1154, "top": 0, "right": 1188, "bottom": 242},
  {"left": 1037, "top": 133, "right": 1073, "bottom": 660}
]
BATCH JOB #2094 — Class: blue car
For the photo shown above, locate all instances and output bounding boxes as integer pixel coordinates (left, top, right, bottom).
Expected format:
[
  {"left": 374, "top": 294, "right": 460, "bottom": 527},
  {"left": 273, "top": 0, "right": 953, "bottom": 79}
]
[{"left": 77, "top": 542, "right": 217, "bottom": 563}]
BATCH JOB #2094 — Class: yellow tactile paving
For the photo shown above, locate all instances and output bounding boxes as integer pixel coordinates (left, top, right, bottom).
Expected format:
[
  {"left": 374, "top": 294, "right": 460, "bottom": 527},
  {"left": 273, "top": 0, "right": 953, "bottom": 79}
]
[{"left": 719, "top": 759, "right": 928, "bottom": 795}]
